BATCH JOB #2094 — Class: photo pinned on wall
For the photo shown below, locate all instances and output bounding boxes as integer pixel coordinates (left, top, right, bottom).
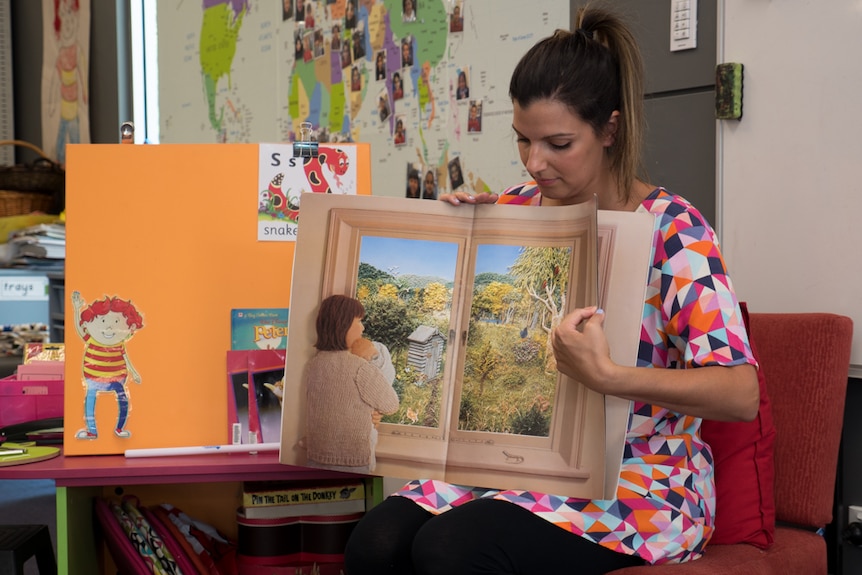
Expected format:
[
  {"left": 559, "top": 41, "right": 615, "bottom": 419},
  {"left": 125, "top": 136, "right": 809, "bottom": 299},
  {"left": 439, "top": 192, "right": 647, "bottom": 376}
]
[
  {"left": 313, "top": 29, "right": 326, "bottom": 59},
  {"left": 448, "top": 157, "right": 465, "bottom": 191},
  {"left": 378, "top": 90, "right": 391, "bottom": 123},
  {"left": 350, "top": 65, "right": 362, "bottom": 92},
  {"left": 340, "top": 31, "right": 353, "bottom": 68},
  {"left": 392, "top": 70, "right": 404, "bottom": 100},
  {"left": 303, "top": 1, "right": 315, "bottom": 27},
  {"left": 401, "top": 35, "right": 414, "bottom": 68},
  {"left": 375, "top": 50, "right": 387, "bottom": 81},
  {"left": 406, "top": 163, "right": 423, "bottom": 199},
  {"left": 283, "top": 0, "right": 293, "bottom": 21},
  {"left": 345, "top": 0, "right": 357, "bottom": 29},
  {"left": 394, "top": 116, "right": 407, "bottom": 146},
  {"left": 330, "top": 23, "right": 342, "bottom": 51},
  {"left": 295, "top": 0, "right": 305, "bottom": 22},
  {"left": 456, "top": 67, "right": 470, "bottom": 100},
  {"left": 294, "top": 28, "right": 304, "bottom": 60},
  {"left": 352, "top": 27, "right": 366, "bottom": 60},
  {"left": 467, "top": 99, "right": 483, "bottom": 134},
  {"left": 450, "top": 0, "right": 464, "bottom": 32},
  {"left": 422, "top": 168, "right": 438, "bottom": 200},
  {"left": 302, "top": 29, "right": 314, "bottom": 63},
  {"left": 403, "top": 0, "right": 417, "bottom": 22}
]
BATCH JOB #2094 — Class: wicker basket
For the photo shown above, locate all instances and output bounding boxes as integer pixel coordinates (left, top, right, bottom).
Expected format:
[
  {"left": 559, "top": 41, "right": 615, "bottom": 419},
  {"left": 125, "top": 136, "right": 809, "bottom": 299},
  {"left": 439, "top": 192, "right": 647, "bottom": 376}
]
[{"left": 0, "top": 140, "right": 65, "bottom": 217}]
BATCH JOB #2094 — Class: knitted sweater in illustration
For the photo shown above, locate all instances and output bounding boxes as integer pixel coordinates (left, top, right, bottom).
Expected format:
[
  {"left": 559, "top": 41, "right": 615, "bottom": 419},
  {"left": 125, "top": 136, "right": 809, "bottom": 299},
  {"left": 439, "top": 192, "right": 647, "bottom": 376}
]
[{"left": 305, "top": 349, "right": 399, "bottom": 468}]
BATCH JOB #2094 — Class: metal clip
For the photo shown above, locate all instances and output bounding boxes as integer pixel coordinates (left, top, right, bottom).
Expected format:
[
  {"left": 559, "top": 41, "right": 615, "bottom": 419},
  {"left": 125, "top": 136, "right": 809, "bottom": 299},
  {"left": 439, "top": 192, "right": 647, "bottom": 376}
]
[{"left": 293, "top": 121, "right": 319, "bottom": 158}]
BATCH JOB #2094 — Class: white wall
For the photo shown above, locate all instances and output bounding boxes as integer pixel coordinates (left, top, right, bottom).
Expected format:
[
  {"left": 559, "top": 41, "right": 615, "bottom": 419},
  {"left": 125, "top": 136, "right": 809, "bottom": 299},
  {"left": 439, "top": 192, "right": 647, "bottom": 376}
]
[{"left": 720, "top": 0, "right": 862, "bottom": 373}]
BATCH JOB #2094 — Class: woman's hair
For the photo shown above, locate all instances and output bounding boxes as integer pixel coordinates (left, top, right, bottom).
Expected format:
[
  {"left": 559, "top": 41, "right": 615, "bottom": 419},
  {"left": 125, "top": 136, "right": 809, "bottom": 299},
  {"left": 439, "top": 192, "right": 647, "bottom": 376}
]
[
  {"left": 315, "top": 295, "right": 365, "bottom": 351},
  {"left": 508, "top": 3, "right": 645, "bottom": 203}
]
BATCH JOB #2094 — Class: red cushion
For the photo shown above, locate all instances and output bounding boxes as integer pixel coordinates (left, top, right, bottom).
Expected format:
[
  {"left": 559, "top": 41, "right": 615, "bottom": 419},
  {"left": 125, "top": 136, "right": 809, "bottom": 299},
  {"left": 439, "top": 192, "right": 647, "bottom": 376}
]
[{"left": 700, "top": 302, "right": 776, "bottom": 548}]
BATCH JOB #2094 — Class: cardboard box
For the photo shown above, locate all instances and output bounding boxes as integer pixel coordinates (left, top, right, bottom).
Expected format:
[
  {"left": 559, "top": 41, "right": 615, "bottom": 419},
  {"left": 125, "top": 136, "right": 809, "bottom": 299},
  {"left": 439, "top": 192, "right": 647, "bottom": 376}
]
[{"left": 0, "top": 375, "right": 64, "bottom": 428}]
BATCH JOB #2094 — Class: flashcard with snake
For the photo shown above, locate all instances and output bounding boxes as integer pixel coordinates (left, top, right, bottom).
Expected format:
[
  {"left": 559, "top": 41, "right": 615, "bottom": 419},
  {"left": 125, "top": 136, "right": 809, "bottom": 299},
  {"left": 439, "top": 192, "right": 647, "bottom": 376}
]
[{"left": 257, "top": 143, "right": 362, "bottom": 242}]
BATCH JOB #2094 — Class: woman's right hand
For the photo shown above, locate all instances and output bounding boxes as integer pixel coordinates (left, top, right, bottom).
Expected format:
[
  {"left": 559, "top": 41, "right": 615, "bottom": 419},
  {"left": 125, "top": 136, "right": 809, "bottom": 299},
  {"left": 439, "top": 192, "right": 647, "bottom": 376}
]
[{"left": 439, "top": 191, "right": 499, "bottom": 206}]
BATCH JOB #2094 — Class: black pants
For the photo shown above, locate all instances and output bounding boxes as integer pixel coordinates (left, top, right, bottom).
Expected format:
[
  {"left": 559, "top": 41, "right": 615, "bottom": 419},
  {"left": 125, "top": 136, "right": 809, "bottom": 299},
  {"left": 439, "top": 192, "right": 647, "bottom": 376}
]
[{"left": 344, "top": 496, "right": 646, "bottom": 575}]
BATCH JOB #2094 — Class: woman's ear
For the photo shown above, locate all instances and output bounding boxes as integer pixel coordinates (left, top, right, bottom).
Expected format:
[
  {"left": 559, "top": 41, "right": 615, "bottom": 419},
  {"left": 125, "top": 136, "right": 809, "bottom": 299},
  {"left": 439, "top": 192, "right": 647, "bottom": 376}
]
[{"left": 602, "top": 111, "right": 620, "bottom": 147}]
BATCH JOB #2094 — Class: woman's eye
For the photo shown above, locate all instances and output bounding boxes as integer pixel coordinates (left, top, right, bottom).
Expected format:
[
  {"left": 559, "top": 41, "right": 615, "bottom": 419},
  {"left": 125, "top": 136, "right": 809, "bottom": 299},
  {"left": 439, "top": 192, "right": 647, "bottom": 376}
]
[{"left": 550, "top": 142, "right": 571, "bottom": 150}]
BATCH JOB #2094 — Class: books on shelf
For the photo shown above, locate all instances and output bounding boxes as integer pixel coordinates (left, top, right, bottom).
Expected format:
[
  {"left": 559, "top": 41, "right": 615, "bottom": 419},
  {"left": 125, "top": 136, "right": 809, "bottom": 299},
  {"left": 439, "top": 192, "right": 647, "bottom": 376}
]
[
  {"left": 238, "top": 498, "right": 365, "bottom": 519},
  {"left": 239, "top": 479, "right": 365, "bottom": 519},
  {"left": 242, "top": 479, "right": 365, "bottom": 508}
]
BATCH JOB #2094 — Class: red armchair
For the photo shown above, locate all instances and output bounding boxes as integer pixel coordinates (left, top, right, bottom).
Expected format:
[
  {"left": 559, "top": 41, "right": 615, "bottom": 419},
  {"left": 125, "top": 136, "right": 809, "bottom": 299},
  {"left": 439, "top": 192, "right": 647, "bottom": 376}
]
[{"left": 613, "top": 312, "right": 853, "bottom": 575}]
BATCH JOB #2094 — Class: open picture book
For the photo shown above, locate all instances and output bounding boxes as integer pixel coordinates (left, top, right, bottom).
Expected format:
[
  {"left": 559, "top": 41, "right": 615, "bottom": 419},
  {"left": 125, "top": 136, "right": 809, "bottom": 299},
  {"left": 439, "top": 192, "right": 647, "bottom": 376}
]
[{"left": 279, "top": 193, "right": 655, "bottom": 500}]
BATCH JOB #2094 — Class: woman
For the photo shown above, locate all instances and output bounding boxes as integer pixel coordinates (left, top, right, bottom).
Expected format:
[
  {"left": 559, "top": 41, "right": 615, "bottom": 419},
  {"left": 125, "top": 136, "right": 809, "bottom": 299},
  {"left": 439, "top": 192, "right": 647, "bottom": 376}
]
[
  {"left": 345, "top": 4, "right": 759, "bottom": 574},
  {"left": 392, "top": 71, "right": 404, "bottom": 100},
  {"left": 304, "top": 295, "right": 399, "bottom": 474},
  {"left": 376, "top": 51, "right": 386, "bottom": 81},
  {"left": 456, "top": 70, "right": 469, "bottom": 100}
]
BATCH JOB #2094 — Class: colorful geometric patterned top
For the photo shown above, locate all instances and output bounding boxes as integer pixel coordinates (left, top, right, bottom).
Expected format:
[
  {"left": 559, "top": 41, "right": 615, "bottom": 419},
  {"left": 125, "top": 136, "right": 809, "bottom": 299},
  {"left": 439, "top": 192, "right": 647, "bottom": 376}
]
[{"left": 392, "top": 184, "right": 756, "bottom": 564}]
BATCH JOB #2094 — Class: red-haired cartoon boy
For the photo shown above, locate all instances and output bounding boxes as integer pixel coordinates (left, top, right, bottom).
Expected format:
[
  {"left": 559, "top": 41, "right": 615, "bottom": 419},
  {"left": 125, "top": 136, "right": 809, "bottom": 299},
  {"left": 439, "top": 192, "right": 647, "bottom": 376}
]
[{"left": 71, "top": 291, "right": 144, "bottom": 439}]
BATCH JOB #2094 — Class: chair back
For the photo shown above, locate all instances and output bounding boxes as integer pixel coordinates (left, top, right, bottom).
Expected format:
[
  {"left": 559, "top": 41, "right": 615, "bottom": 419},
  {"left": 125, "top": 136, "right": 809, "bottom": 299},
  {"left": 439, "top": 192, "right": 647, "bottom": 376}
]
[{"left": 748, "top": 312, "right": 853, "bottom": 528}]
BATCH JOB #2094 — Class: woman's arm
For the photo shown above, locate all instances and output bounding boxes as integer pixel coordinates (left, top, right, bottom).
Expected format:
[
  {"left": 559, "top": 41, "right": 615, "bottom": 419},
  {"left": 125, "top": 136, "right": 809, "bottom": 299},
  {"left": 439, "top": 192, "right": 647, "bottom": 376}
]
[
  {"left": 356, "top": 363, "right": 400, "bottom": 415},
  {"left": 552, "top": 306, "right": 760, "bottom": 422}
]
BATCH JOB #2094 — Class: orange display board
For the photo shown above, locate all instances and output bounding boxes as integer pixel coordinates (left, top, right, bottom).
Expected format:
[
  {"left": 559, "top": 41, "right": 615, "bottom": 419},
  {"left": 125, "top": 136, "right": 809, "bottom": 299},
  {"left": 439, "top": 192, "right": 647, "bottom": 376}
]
[{"left": 63, "top": 143, "right": 371, "bottom": 455}]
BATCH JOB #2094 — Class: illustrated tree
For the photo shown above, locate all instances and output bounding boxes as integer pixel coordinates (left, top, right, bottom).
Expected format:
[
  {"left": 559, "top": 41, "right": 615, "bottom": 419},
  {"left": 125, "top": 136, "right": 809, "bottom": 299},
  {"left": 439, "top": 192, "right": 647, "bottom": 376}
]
[
  {"left": 422, "top": 282, "right": 449, "bottom": 312},
  {"left": 508, "top": 246, "right": 571, "bottom": 373}
]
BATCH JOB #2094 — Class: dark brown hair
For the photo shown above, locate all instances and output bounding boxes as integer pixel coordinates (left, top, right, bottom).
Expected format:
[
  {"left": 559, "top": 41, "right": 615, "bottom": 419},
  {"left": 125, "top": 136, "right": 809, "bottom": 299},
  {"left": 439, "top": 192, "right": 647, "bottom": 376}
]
[
  {"left": 508, "top": 3, "right": 645, "bottom": 203},
  {"left": 315, "top": 295, "right": 364, "bottom": 351}
]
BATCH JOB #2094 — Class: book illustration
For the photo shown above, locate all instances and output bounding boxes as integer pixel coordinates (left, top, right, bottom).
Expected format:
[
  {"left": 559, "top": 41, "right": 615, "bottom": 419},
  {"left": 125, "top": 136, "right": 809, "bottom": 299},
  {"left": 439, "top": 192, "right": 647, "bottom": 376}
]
[
  {"left": 70, "top": 291, "right": 144, "bottom": 441},
  {"left": 230, "top": 308, "right": 289, "bottom": 351},
  {"left": 228, "top": 349, "right": 287, "bottom": 444},
  {"left": 302, "top": 295, "right": 399, "bottom": 475},
  {"left": 281, "top": 194, "right": 655, "bottom": 500},
  {"left": 258, "top": 144, "right": 359, "bottom": 242}
]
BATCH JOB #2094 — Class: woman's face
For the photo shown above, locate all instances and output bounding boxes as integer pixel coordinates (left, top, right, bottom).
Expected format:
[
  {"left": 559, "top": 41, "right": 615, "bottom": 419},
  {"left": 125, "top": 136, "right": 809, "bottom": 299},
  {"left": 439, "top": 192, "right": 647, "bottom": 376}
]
[
  {"left": 346, "top": 2, "right": 354, "bottom": 17},
  {"left": 458, "top": 74, "right": 466, "bottom": 90},
  {"left": 512, "top": 98, "right": 616, "bottom": 206},
  {"left": 402, "top": 42, "right": 410, "bottom": 61},
  {"left": 404, "top": 0, "right": 414, "bottom": 14},
  {"left": 346, "top": 316, "right": 364, "bottom": 348},
  {"left": 408, "top": 177, "right": 419, "bottom": 194},
  {"left": 425, "top": 172, "right": 435, "bottom": 189}
]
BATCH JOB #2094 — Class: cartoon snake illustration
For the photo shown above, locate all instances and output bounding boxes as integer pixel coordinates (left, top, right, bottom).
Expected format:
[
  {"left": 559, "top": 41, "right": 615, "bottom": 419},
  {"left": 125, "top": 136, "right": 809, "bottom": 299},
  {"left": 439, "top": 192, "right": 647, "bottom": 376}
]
[{"left": 303, "top": 147, "right": 350, "bottom": 193}]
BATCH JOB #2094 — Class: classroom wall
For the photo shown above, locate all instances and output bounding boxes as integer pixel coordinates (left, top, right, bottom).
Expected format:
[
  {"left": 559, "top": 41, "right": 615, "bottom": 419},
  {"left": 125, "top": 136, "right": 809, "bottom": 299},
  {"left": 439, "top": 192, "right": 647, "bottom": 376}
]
[
  {"left": 719, "top": 0, "right": 862, "bottom": 373},
  {"left": 10, "top": 0, "right": 132, "bottom": 163}
]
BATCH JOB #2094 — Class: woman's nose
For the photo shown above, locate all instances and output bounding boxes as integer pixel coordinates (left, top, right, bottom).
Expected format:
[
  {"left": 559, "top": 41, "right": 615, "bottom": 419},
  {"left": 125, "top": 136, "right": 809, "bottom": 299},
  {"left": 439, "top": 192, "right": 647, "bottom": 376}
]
[{"left": 524, "top": 144, "right": 546, "bottom": 173}]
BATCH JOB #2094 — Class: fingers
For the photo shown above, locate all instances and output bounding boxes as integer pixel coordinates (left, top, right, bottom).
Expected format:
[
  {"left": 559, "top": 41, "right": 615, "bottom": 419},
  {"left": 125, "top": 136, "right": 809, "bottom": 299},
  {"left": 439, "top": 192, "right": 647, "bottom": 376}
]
[
  {"left": 439, "top": 192, "right": 499, "bottom": 205},
  {"left": 558, "top": 306, "right": 602, "bottom": 330}
]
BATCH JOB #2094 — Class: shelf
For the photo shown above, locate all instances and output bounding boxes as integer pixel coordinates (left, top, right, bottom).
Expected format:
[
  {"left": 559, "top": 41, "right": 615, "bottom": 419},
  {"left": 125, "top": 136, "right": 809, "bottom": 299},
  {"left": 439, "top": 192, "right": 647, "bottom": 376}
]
[{"left": 0, "top": 449, "right": 368, "bottom": 487}]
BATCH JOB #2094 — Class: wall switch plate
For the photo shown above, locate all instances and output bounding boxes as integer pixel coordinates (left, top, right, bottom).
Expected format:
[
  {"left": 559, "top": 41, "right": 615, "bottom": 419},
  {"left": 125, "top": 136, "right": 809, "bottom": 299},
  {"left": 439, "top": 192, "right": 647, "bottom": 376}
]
[{"left": 670, "top": 0, "right": 697, "bottom": 52}]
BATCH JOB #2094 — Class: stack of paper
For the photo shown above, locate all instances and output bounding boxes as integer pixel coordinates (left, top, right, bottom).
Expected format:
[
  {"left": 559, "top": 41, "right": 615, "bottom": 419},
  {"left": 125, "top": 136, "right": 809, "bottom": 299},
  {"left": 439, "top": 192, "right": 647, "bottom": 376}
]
[{"left": 7, "top": 222, "right": 65, "bottom": 270}]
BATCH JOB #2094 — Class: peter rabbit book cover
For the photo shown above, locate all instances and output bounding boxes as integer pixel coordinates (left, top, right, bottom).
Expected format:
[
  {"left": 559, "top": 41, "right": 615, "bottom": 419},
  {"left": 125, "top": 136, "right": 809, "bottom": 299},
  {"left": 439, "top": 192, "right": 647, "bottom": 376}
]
[
  {"left": 279, "top": 193, "right": 654, "bottom": 500},
  {"left": 63, "top": 143, "right": 370, "bottom": 455}
]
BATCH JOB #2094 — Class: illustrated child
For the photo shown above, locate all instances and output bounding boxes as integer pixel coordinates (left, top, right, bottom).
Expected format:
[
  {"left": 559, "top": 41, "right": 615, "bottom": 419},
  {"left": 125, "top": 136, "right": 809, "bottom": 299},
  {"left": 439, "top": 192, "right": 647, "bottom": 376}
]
[
  {"left": 304, "top": 295, "right": 398, "bottom": 474},
  {"left": 71, "top": 291, "right": 144, "bottom": 439}
]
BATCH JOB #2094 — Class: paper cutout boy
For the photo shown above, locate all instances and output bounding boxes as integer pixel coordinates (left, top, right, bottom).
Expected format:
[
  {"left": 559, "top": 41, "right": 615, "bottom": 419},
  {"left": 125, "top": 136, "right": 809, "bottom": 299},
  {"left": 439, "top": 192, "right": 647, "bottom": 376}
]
[{"left": 71, "top": 291, "right": 144, "bottom": 440}]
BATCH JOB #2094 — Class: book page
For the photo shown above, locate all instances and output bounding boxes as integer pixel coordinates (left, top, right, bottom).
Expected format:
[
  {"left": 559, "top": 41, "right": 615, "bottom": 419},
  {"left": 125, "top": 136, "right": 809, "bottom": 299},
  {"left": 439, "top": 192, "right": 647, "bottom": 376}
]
[{"left": 280, "top": 193, "right": 653, "bottom": 500}]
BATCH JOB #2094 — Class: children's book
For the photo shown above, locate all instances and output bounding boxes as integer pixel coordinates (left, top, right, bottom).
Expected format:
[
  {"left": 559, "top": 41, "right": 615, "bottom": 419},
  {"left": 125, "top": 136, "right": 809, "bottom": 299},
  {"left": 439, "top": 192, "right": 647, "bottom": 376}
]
[
  {"left": 227, "top": 349, "right": 286, "bottom": 445},
  {"left": 279, "top": 193, "right": 655, "bottom": 501},
  {"left": 231, "top": 308, "right": 290, "bottom": 351}
]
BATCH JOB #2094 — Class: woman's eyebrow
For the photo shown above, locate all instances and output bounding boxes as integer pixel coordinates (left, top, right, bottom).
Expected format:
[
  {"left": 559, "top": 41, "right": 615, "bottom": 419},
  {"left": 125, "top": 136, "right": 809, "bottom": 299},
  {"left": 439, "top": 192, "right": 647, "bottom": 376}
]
[{"left": 512, "top": 126, "right": 575, "bottom": 139}]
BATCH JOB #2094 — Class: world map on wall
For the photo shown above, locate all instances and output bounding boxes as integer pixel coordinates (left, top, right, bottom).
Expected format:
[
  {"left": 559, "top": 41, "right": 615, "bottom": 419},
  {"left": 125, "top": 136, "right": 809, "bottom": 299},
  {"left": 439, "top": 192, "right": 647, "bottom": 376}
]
[{"left": 157, "top": 0, "right": 568, "bottom": 198}]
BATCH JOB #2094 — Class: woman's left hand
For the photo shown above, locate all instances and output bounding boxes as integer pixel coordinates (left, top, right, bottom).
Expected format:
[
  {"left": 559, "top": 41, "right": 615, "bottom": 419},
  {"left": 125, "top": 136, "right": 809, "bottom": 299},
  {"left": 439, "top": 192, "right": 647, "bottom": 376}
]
[{"left": 551, "top": 306, "right": 617, "bottom": 394}]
